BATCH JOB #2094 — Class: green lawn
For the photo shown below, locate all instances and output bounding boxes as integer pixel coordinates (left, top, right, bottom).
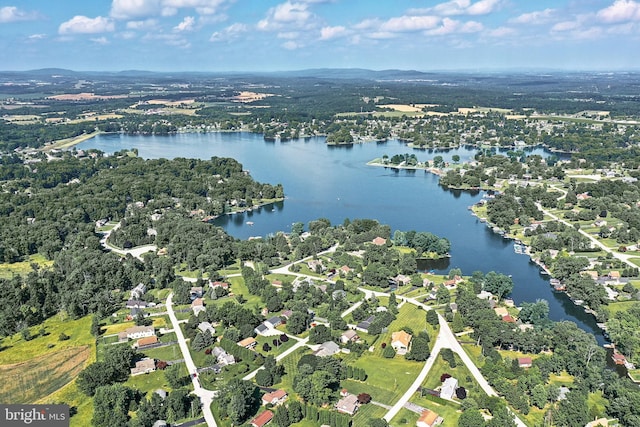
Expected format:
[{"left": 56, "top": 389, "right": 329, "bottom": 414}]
[
  {"left": 390, "top": 407, "right": 420, "bottom": 427},
  {"left": 124, "top": 369, "right": 173, "bottom": 396},
  {"left": 141, "top": 344, "right": 183, "bottom": 362},
  {"left": 352, "top": 403, "right": 387, "bottom": 427}
]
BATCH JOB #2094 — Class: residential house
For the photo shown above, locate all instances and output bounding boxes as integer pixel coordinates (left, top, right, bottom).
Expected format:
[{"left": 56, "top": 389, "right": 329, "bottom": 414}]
[
  {"left": 394, "top": 274, "right": 411, "bottom": 286},
  {"left": 372, "top": 237, "right": 387, "bottom": 246},
  {"left": 449, "top": 303, "right": 458, "bottom": 313},
  {"left": 582, "top": 270, "right": 599, "bottom": 281},
  {"left": 237, "top": 337, "right": 258, "bottom": 350},
  {"left": 135, "top": 335, "right": 159, "bottom": 348},
  {"left": 608, "top": 271, "right": 621, "bottom": 283},
  {"left": 255, "top": 323, "right": 270, "bottom": 336},
  {"left": 272, "top": 280, "right": 283, "bottom": 288},
  {"left": 340, "top": 265, "right": 352, "bottom": 275},
  {"left": 210, "top": 281, "right": 230, "bottom": 290},
  {"left": 190, "top": 286, "right": 204, "bottom": 299},
  {"left": 118, "top": 325, "right": 155, "bottom": 342},
  {"left": 152, "top": 421, "right": 167, "bottom": 427},
  {"left": 265, "top": 316, "right": 282, "bottom": 329},
  {"left": 307, "top": 259, "right": 324, "bottom": 272},
  {"left": 502, "top": 314, "right": 516, "bottom": 323},
  {"left": 212, "top": 347, "right": 235, "bottom": 366},
  {"left": 131, "top": 283, "right": 147, "bottom": 300},
  {"left": 340, "top": 330, "right": 359, "bottom": 344},
  {"left": 494, "top": 307, "right": 509, "bottom": 318},
  {"left": 126, "top": 300, "right": 149, "bottom": 309},
  {"left": 356, "top": 315, "right": 376, "bottom": 333},
  {"left": 281, "top": 310, "right": 293, "bottom": 319},
  {"left": 191, "top": 298, "right": 206, "bottom": 316},
  {"left": 391, "top": 331, "right": 412, "bottom": 355},
  {"left": 416, "top": 409, "right": 443, "bottom": 427},
  {"left": 518, "top": 357, "right": 533, "bottom": 368},
  {"left": 130, "top": 358, "right": 156, "bottom": 376},
  {"left": 154, "top": 389, "right": 167, "bottom": 399},
  {"left": 335, "top": 394, "right": 359, "bottom": 416},
  {"left": 197, "top": 321, "right": 216, "bottom": 335},
  {"left": 612, "top": 352, "right": 627, "bottom": 366},
  {"left": 440, "top": 377, "right": 458, "bottom": 400},
  {"left": 250, "top": 410, "right": 274, "bottom": 427},
  {"left": 314, "top": 341, "right": 340, "bottom": 357},
  {"left": 262, "top": 389, "right": 288, "bottom": 406}
]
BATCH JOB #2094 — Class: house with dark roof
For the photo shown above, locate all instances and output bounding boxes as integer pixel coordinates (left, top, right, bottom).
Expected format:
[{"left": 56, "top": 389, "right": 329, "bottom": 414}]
[
  {"left": 355, "top": 315, "right": 376, "bottom": 332},
  {"left": 265, "top": 316, "right": 282, "bottom": 329}
]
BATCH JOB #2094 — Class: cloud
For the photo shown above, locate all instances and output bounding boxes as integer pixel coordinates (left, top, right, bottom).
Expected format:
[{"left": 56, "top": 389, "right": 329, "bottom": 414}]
[
  {"left": 91, "top": 37, "right": 110, "bottom": 45},
  {"left": 487, "top": 26, "right": 516, "bottom": 37},
  {"left": 320, "top": 25, "right": 347, "bottom": 40},
  {"left": 597, "top": 0, "right": 640, "bottom": 23},
  {"left": 28, "top": 33, "right": 47, "bottom": 40},
  {"left": 111, "top": 0, "right": 225, "bottom": 19},
  {"left": 425, "top": 0, "right": 503, "bottom": 16},
  {"left": 174, "top": 16, "right": 195, "bottom": 31},
  {"left": 0, "top": 6, "right": 39, "bottom": 23},
  {"left": 126, "top": 19, "right": 159, "bottom": 30},
  {"left": 258, "top": 2, "right": 314, "bottom": 31},
  {"left": 282, "top": 40, "right": 301, "bottom": 50},
  {"left": 551, "top": 20, "right": 580, "bottom": 32},
  {"left": 380, "top": 15, "right": 440, "bottom": 32},
  {"left": 210, "top": 22, "right": 247, "bottom": 41},
  {"left": 163, "top": 0, "right": 225, "bottom": 15},
  {"left": 111, "top": 0, "right": 162, "bottom": 20},
  {"left": 277, "top": 31, "right": 300, "bottom": 39},
  {"left": 425, "top": 18, "right": 483, "bottom": 35},
  {"left": 59, "top": 16, "right": 115, "bottom": 34},
  {"left": 509, "top": 8, "right": 556, "bottom": 25}
]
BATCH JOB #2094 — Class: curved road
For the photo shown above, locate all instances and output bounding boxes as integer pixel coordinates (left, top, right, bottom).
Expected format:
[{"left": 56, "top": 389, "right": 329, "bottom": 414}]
[
  {"left": 166, "top": 293, "right": 218, "bottom": 427},
  {"left": 382, "top": 297, "right": 527, "bottom": 427}
]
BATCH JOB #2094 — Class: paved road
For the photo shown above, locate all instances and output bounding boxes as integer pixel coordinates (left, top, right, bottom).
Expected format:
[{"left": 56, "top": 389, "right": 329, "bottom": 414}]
[
  {"left": 243, "top": 335, "right": 310, "bottom": 381},
  {"left": 167, "top": 293, "right": 218, "bottom": 427},
  {"left": 382, "top": 297, "right": 528, "bottom": 427},
  {"left": 100, "top": 221, "right": 157, "bottom": 260},
  {"left": 537, "top": 202, "right": 637, "bottom": 270}
]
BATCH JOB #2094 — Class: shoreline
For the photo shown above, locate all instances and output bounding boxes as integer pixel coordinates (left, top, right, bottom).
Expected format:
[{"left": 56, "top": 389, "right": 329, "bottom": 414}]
[{"left": 41, "top": 130, "right": 102, "bottom": 151}]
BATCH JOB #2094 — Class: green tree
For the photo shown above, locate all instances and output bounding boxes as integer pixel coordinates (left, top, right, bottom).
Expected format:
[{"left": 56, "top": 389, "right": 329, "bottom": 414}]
[
  {"left": 426, "top": 309, "right": 439, "bottom": 326},
  {"left": 458, "top": 409, "right": 485, "bottom": 427},
  {"left": 92, "top": 384, "right": 135, "bottom": 427}
]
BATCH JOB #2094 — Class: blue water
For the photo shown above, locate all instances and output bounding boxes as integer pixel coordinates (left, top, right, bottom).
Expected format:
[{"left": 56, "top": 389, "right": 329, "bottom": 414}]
[{"left": 78, "top": 132, "right": 604, "bottom": 343}]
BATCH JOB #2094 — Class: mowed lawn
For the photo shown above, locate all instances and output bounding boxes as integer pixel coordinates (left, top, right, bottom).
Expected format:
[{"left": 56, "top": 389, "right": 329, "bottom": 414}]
[{"left": 343, "top": 304, "right": 434, "bottom": 406}]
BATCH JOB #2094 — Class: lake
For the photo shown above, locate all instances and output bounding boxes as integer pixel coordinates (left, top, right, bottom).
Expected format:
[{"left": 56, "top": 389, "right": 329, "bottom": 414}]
[{"left": 77, "top": 132, "right": 605, "bottom": 343}]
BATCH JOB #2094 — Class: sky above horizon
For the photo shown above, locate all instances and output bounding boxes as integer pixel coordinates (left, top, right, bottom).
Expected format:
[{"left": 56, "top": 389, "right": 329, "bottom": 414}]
[{"left": 0, "top": 0, "right": 638, "bottom": 72}]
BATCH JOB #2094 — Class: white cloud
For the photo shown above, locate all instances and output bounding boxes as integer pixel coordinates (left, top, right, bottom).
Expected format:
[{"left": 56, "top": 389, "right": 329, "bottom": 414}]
[
  {"left": 126, "top": 19, "right": 159, "bottom": 30},
  {"left": 426, "top": 18, "right": 483, "bottom": 35},
  {"left": 597, "top": 0, "right": 640, "bottom": 23},
  {"left": 282, "top": 40, "right": 301, "bottom": 50},
  {"left": 0, "top": 6, "right": 38, "bottom": 23},
  {"left": 320, "top": 25, "right": 347, "bottom": 40},
  {"left": 487, "top": 26, "right": 515, "bottom": 37},
  {"left": 111, "top": 0, "right": 162, "bottom": 20},
  {"left": 509, "top": 8, "right": 555, "bottom": 25},
  {"left": 551, "top": 20, "right": 580, "bottom": 32},
  {"left": 163, "top": 0, "right": 225, "bottom": 15},
  {"left": 380, "top": 15, "right": 440, "bottom": 32},
  {"left": 28, "top": 33, "right": 46, "bottom": 40},
  {"left": 258, "top": 2, "right": 314, "bottom": 31},
  {"left": 277, "top": 31, "right": 300, "bottom": 39},
  {"left": 210, "top": 22, "right": 247, "bottom": 42},
  {"left": 59, "top": 16, "right": 115, "bottom": 34},
  {"left": 174, "top": 16, "right": 195, "bottom": 31},
  {"left": 111, "top": 0, "right": 225, "bottom": 19},
  {"left": 91, "top": 37, "right": 110, "bottom": 45},
  {"left": 426, "top": 0, "right": 503, "bottom": 16},
  {"left": 143, "top": 32, "right": 191, "bottom": 48}
]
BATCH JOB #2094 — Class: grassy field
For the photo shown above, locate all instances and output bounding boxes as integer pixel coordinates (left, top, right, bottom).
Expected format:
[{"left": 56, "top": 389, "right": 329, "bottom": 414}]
[
  {"left": 0, "top": 314, "right": 96, "bottom": 427},
  {"left": 0, "top": 345, "right": 90, "bottom": 403},
  {"left": 0, "top": 254, "right": 54, "bottom": 279},
  {"left": 124, "top": 369, "right": 173, "bottom": 397},
  {"left": 390, "top": 407, "right": 421, "bottom": 427}
]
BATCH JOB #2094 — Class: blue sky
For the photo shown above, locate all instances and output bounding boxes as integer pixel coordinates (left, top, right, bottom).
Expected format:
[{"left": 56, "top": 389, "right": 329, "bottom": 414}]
[{"left": 0, "top": 0, "right": 638, "bottom": 71}]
